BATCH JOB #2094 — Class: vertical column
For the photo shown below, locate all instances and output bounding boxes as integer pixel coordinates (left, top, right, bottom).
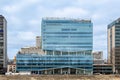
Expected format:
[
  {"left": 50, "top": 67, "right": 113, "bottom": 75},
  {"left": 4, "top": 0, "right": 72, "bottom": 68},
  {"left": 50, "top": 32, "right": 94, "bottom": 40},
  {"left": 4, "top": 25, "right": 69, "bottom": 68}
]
[
  {"left": 38, "top": 71, "right": 39, "bottom": 74},
  {"left": 45, "top": 70, "right": 47, "bottom": 74},
  {"left": 61, "top": 51, "right": 62, "bottom": 55},
  {"left": 84, "top": 69, "right": 85, "bottom": 74},
  {"left": 68, "top": 68, "right": 70, "bottom": 74},
  {"left": 84, "top": 51, "right": 85, "bottom": 56},
  {"left": 53, "top": 69, "right": 54, "bottom": 74},
  {"left": 53, "top": 51, "right": 54, "bottom": 55},
  {"left": 61, "top": 68, "right": 62, "bottom": 74},
  {"left": 76, "top": 69, "right": 77, "bottom": 74},
  {"left": 45, "top": 50, "right": 47, "bottom": 55}
]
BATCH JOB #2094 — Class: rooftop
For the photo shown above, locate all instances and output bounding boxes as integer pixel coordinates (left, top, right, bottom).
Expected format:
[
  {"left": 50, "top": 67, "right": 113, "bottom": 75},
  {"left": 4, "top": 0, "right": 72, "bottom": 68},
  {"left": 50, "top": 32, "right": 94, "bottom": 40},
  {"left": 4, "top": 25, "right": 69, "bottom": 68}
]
[
  {"left": 108, "top": 18, "right": 120, "bottom": 29},
  {"left": 42, "top": 17, "right": 91, "bottom": 22}
]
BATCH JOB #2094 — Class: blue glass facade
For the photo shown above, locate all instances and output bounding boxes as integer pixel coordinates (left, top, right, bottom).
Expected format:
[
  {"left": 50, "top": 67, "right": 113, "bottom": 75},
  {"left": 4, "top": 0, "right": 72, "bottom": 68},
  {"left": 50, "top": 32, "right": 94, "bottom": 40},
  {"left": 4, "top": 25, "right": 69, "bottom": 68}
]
[
  {"left": 41, "top": 18, "right": 93, "bottom": 52},
  {"left": 16, "top": 52, "right": 93, "bottom": 74}
]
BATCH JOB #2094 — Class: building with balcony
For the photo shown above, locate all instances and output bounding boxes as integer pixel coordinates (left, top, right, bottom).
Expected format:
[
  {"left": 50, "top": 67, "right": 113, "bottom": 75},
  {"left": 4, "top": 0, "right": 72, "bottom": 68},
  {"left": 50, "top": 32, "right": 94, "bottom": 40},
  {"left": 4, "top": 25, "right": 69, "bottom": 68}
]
[
  {"left": 108, "top": 18, "right": 120, "bottom": 73},
  {"left": 0, "top": 15, "right": 7, "bottom": 74}
]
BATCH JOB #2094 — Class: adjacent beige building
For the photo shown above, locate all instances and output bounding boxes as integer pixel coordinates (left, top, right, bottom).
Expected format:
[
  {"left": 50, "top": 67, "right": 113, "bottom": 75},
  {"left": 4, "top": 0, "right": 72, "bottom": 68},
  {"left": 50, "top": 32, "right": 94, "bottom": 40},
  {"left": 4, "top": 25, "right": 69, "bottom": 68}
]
[
  {"left": 7, "top": 56, "right": 17, "bottom": 73},
  {"left": 93, "top": 51, "right": 103, "bottom": 60},
  {"left": 108, "top": 18, "right": 120, "bottom": 73},
  {"left": 36, "top": 36, "right": 41, "bottom": 48},
  {"left": 7, "top": 64, "right": 16, "bottom": 73},
  {"left": 20, "top": 46, "right": 44, "bottom": 54},
  {"left": 92, "top": 51, "right": 104, "bottom": 64},
  {"left": 19, "top": 36, "right": 45, "bottom": 54}
]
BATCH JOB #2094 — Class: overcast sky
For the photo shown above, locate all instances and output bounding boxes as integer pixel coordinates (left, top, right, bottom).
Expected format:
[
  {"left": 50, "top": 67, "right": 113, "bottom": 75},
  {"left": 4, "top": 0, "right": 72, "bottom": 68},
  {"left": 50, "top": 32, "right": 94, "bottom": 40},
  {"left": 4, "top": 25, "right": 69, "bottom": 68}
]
[{"left": 0, "top": 0, "right": 120, "bottom": 59}]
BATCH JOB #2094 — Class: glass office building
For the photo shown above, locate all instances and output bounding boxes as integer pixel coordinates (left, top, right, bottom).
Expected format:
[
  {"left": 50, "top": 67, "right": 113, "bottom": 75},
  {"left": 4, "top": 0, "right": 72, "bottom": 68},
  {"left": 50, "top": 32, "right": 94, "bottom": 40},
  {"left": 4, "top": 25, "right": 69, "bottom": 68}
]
[
  {"left": 41, "top": 18, "right": 93, "bottom": 52},
  {"left": 16, "top": 18, "right": 93, "bottom": 75}
]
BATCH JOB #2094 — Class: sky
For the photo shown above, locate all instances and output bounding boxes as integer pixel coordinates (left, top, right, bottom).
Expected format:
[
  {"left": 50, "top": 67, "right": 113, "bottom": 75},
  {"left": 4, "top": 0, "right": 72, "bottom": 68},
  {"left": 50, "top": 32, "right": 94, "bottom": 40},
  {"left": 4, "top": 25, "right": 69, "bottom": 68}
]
[{"left": 0, "top": 0, "right": 120, "bottom": 59}]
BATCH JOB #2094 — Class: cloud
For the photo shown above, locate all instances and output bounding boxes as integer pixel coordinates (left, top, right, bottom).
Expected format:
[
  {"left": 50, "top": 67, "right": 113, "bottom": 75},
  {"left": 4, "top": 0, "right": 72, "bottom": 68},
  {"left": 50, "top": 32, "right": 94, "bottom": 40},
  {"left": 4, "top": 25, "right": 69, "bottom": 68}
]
[
  {"left": 9, "top": 16, "right": 22, "bottom": 24},
  {"left": 17, "top": 31, "right": 36, "bottom": 41},
  {"left": 3, "top": 5, "right": 20, "bottom": 13},
  {"left": 8, "top": 31, "right": 36, "bottom": 59},
  {"left": 1, "top": 0, "right": 120, "bottom": 59},
  {"left": 92, "top": 14, "right": 102, "bottom": 20},
  {"left": 93, "top": 25, "right": 107, "bottom": 35},
  {"left": 28, "top": 19, "right": 40, "bottom": 26},
  {"left": 53, "top": 7, "right": 89, "bottom": 17},
  {"left": 2, "top": 0, "right": 40, "bottom": 14},
  {"left": 77, "top": 0, "right": 109, "bottom": 6},
  {"left": 8, "top": 31, "right": 36, "bottom": 48}
]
